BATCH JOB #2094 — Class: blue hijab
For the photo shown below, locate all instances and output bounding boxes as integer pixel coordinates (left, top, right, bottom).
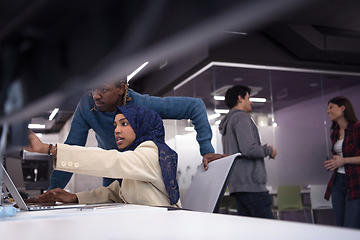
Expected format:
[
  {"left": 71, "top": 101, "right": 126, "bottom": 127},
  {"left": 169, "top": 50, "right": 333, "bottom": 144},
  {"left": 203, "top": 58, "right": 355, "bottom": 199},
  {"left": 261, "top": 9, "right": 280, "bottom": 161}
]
[{"left": 115, "top": 105, "right": 180, "bottom": 205}]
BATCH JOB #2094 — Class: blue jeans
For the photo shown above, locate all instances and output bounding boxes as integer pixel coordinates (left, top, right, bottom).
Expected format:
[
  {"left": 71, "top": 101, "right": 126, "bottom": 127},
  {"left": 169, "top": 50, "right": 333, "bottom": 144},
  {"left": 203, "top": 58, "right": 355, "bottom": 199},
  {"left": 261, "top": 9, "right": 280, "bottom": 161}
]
[
  {"left": 232, "top": 192, "right": 274, "bottom": 219},
  {"left": 331, "top": 173, "right": 360, "bottom": 229}
]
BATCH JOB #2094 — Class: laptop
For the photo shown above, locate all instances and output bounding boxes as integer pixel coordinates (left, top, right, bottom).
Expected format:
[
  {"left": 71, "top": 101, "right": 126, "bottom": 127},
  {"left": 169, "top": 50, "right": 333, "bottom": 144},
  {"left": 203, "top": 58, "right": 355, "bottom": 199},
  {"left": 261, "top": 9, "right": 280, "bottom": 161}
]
[{"left": 1, "top": 163, "right": 90, "bottom": 211}]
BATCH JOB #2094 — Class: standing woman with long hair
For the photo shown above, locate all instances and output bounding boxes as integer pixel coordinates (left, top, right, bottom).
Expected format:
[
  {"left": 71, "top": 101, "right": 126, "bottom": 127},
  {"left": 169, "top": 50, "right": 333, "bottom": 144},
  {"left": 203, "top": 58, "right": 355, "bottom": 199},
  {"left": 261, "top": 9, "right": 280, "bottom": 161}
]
[{"left": 324, "top": 96, "right": 360, "bottom": 229}]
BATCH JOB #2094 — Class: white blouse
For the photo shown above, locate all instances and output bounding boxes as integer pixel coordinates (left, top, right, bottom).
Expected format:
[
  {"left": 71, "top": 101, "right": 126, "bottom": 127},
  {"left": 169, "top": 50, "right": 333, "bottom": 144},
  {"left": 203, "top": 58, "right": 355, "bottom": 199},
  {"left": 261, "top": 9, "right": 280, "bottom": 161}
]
[{"left": 334, "top": 139, "right": 345, "bottom": 174}]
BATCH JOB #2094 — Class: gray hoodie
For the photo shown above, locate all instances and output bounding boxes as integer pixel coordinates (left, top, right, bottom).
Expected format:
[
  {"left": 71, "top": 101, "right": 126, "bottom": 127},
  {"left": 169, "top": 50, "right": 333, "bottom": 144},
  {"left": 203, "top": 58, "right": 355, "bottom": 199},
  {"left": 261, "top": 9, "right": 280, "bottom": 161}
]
[{"left": 219, "top": 109, "right": 273, "bottom": 193}]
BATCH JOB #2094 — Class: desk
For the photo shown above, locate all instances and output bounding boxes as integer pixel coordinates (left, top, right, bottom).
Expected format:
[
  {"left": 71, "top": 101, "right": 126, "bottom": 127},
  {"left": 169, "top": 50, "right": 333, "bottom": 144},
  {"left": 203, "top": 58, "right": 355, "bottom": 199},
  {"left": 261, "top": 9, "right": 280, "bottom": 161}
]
[
  {"left": 1, "top": 206, "right": 359, "bottom": 239},
  {"left": 0, "top": 204, "right": 167, "bottom": 221}
]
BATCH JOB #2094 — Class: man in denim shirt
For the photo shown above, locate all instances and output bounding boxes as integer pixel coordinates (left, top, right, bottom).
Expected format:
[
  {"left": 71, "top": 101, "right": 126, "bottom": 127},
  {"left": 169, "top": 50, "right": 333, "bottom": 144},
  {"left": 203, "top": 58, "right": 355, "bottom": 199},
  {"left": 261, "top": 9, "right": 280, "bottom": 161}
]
[{"left": 49, "top": 80, "right": 223, "bottom": 189}]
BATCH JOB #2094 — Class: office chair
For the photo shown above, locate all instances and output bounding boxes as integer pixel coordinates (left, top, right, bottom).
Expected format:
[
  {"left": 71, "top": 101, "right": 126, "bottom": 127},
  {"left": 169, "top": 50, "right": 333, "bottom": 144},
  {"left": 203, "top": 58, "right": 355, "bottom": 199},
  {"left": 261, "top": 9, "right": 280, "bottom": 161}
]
[
  {"left": 309, "top": 185, "right": 333, "bottom": 224},
  {"left": 273, "top": 185, "right": 308, "bottom": 222},
  {"left": 181, "top": 153, "right": 241, "bottom": 213}
]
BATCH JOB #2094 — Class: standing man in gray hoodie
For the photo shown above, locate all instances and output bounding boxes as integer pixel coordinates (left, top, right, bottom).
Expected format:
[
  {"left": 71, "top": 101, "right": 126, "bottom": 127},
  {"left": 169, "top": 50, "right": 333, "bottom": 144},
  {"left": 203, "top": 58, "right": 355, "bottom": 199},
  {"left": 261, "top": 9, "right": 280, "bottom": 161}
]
[{"left": 218, "top": 85, "right": 277, "bottom": 219}]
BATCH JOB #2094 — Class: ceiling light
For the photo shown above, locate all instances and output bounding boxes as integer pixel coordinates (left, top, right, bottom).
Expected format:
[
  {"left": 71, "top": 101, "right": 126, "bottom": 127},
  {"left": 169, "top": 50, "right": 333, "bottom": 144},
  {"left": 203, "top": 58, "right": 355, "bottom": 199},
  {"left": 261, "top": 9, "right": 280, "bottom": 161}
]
[
  {"left": 159, "top": 59, "right": 168, "bottom": 69},
  {"left": 223, "top": 31, "right": 248, "bottom": 35},
  {"left": 250, "top": 97, "right": 266, "bottom": 103},
  {"left": 49, "top": 108, "right": 59, "bottom": 121},
  {"left": 272, "top": 122, "right": 278, "bottom": 127},
  {"left": 233, "top": 77, "right": 243, "bottom": 81},
  {"left": 28, "top": 124, "right": 46, "bottom": 129},
  {"left": 208, "top": 113, "right": 221, "bottom": 120},
  {"left": 185, "top": 127, "right": 195, "bottom": 131},
  {"left": 214, "top": 109, "right": 229, "bottom": 114},
  {"left": 127, "top": 62, "right": 149, "bottom": 82},
  {"left": 277, "top": 88, "right": 288, "bottom": 99},
  {"left": 35, "top": 133, "right": 43, "bottom": 138},
  {"left": 213, "top": 96, "right": 225, "bottom": 101},
  {"left": 309, "top": 83, "right": 318, "bottom": 87}
]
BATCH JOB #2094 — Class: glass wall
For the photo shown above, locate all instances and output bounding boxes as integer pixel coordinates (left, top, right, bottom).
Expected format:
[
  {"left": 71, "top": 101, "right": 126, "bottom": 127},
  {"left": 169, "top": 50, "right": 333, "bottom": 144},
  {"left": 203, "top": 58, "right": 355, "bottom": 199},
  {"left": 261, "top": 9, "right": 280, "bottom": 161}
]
[{"left": 164, "top": 63, "right": 360, "bottom": 199}]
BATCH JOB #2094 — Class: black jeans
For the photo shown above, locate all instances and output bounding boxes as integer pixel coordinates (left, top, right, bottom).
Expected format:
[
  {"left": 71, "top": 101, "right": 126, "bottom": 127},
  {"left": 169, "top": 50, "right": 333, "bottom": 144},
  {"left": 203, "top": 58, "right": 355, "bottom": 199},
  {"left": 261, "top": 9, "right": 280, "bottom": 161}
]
[{"left": 232, "top": 192, "right": 274, "bottom": 219}]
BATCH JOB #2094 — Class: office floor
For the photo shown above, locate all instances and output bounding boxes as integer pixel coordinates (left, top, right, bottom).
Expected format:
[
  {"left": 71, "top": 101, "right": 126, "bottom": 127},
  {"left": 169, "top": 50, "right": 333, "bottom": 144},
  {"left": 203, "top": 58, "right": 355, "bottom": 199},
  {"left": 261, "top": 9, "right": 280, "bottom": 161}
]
[{"left": 220, "top": 195, "right": 336, "bottom": 226}]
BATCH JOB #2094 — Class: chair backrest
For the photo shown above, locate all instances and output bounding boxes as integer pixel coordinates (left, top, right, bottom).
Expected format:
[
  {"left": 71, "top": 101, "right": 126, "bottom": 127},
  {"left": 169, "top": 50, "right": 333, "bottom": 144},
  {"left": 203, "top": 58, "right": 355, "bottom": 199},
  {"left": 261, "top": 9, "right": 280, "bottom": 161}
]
[
  {"left": 181, "top": 153, "right": 241, "bottom": 213},
  {"left": 309, "top": 185, "right": 332, "bottom": 209},
  {"left": 277, "top": 185, "right": 303, "bottom": 211}
]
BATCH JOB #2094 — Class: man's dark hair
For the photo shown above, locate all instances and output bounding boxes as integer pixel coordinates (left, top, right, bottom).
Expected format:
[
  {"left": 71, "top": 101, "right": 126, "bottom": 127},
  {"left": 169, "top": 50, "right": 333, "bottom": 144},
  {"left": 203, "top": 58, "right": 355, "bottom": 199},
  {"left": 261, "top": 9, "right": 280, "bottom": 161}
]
[
  {"left": 117, "top": 76, "right": 127, "bottom": 87},
  {"left": 224, "top": 85, "right": 251, "bottom": 109}
]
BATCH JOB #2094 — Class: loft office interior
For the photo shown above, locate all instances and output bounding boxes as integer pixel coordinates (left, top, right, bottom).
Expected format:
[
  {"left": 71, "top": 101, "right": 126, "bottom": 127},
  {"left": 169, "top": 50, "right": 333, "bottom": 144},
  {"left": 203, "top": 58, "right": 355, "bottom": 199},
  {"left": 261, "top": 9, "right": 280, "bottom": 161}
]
[{"left": 1, "top": 0, "right": 360, "bottom": 227}]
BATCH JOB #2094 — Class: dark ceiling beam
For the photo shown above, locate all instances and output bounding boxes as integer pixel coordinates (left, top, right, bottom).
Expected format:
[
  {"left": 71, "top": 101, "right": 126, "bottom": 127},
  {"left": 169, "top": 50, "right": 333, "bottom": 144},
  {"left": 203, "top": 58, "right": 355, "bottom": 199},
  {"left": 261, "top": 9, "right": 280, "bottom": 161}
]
[
  {"left": 265, "top": 24, "right": 325, "bottom": 60},
  {"left": 265, "top": 23, "right": 360, "bottom": 64}
]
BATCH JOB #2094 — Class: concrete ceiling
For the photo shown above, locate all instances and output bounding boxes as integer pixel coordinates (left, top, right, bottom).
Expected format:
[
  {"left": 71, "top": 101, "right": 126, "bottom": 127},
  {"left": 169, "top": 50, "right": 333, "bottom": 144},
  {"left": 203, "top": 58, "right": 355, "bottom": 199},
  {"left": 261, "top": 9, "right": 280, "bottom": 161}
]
[
  {"left": 131, "top": 0, "right": 360, "bottom": 116},
  {"left": 133, "top": 0, "right": 360, "bottom": 97},
  {"left": 1, "top": 0, "right": 360, "bottom": 133}
]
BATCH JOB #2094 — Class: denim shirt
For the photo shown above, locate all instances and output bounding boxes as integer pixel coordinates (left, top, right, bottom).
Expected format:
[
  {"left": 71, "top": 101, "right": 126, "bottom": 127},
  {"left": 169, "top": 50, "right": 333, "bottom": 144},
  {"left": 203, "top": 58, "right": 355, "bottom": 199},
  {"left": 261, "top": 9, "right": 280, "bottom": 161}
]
[{"left": 48, "top": 89, "right": 214, "bottom": 189}]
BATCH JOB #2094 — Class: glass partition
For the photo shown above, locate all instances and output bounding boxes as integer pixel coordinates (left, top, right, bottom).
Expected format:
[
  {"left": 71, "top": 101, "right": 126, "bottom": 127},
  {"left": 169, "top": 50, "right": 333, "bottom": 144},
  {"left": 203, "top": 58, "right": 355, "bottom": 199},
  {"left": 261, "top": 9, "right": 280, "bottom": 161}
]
[
  {"left": 165, "top": 63, "right": 360, "bottom": 198},
  {"left": 269, "top": 71, "right": 327, "bottom": 186}
]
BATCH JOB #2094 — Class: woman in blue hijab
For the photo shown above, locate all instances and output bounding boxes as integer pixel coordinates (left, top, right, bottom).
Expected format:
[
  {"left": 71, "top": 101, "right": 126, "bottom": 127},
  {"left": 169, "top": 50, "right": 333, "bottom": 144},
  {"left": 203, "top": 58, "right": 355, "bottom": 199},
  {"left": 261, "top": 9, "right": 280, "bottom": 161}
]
[
  {"left": 26, "top": 105, "right": 181, "bottom": 207},
  {"left": 117, "top": 105, "right": 179, "bottom": 205}
]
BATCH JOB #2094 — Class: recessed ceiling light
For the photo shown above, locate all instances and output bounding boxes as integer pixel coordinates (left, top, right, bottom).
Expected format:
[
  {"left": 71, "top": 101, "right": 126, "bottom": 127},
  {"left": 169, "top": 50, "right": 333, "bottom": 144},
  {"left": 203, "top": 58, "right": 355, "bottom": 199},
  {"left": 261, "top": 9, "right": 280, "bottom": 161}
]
[
  {"left": 223, "top": 31, "right": 248, "bottom": 35},
  {"left": 49, "top": 108, "right": 59, "bottom": 121},
  {"left": 214, "top": 109, "right": 229, "bottom": 114},
  {"left": 233, "top": 77, "right": 243, "bottom": 81},
  {"left": 277, "top": 88, "right": 288, "bottom": 99},
  {"left": 28, "top": 124, "right": 46, "bottom": 129},
  {"left": 127, "top": 62, "right": 149, "bottom": 82},
  {"left": 185, "top": 127, "right": 195, "bottom": 131},
  {"left": 35, "top": 133, "right": 43, "bottom": 138},
  {"left": 214, "top": 96, "right": 225, "bottom": 101},
  {"left": 208, "top": 113, "right": 221, "bottom": 120},
  {"left": 250, "top": 97, "right": 266, "bottom": 103},
  {"left": 309, "top": 83, "right": 318, "bottom": 87}
]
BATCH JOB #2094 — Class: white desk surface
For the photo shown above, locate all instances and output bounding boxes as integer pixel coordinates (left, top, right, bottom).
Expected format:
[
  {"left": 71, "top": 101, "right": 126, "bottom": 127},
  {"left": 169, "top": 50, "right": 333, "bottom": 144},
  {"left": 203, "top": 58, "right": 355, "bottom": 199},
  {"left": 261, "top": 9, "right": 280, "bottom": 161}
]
[
  {"left": 0, "top": 203, "right": 167, "bottom": 221},
  {"left": 1, "top": 205, "right": 359, "bottom": 240}
]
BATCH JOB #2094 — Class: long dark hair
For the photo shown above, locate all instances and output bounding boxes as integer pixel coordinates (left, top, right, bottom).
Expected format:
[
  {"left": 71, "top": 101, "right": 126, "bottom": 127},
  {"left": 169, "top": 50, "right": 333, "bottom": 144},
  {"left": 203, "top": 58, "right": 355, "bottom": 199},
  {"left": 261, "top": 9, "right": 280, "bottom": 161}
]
[{"left": 328, "top": 96, "right": 358, "bottom": 130}]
